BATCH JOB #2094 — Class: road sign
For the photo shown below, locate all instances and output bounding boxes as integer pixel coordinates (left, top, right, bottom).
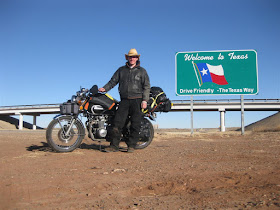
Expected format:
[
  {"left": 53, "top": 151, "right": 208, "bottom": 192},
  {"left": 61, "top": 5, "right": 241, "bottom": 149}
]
[{"left": 175, "top": 50, "right": 258, "bottom": 95}]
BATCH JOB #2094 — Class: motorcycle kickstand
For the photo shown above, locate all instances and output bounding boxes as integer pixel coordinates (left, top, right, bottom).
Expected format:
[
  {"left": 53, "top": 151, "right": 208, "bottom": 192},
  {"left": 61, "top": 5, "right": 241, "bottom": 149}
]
[{"left": 98, "top": 140, "right": 101, "bottom": 151}]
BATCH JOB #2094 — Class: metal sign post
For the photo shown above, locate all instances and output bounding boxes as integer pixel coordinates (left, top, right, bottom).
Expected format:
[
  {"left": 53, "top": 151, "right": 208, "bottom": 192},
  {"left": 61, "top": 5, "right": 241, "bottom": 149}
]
[
  {"left": 190, "top": 96, "right": 194, "bottom": 135},
  {"left": 241, "top": 95, "right": 245, "bottom": 135}
]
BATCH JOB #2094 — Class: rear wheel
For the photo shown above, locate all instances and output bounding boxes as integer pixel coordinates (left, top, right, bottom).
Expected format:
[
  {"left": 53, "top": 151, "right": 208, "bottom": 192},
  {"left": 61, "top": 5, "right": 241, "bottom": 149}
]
[
  {"left": 46, "top": 116, "right": 85, "bottom": 152},
  {"left": 122, "top": 118, "right": 154, "bottom": 149},
  {"left": 136, "top": 118, "right": 154, "bottom": 149}
]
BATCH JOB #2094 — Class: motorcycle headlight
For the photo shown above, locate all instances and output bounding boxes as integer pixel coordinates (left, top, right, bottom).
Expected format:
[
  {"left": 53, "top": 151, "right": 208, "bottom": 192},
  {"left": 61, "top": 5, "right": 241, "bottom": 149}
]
[{"left": 71, "top": 95, "right": 77, "bottom": 102}]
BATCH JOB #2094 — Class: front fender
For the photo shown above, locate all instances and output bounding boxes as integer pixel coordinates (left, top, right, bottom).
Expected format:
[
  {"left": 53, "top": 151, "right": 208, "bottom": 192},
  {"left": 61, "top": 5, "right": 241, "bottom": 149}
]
[{"left": 53, "top": 114, "right": 63, "bottom": 120}]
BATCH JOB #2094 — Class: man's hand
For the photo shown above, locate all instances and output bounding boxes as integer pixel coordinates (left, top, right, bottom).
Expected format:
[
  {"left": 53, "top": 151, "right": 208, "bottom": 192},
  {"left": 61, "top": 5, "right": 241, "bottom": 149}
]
[
  {"left": 141, "top": 101, "right": 147, "bottom": 109},
  {"left": 98, "top": 87, "right": 106, "bottom": 92}
]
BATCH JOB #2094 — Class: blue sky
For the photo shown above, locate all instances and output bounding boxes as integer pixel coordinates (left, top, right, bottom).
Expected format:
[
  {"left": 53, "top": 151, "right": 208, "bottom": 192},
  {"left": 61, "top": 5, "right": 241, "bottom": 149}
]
[{"left": 0, "top": 0, "right": 279, "bottom": 129}]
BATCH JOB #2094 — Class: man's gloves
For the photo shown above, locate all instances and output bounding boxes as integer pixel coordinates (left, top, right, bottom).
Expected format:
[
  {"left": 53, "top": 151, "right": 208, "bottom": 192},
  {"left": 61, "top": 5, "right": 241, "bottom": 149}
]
[
  {"left": 98, "top": 87, "right": 106, "bottom": 93},
  {"left": 141, "top": 101, "right": 147, "bottom": 109}
]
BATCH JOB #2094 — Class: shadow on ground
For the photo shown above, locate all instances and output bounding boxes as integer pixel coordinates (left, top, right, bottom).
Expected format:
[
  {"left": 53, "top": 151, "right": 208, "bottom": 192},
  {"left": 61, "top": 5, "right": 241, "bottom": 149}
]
[
  {"left": 26, "top": 142, "right": 53, "bottom": 152},
  {"left": 26, "top": 142, "right": 110, "bottom": 152}
]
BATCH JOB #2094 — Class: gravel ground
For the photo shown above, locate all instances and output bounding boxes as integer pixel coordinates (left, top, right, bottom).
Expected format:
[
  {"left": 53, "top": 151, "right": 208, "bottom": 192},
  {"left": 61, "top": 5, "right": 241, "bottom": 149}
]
[{"left": 0, "top": 130, "right": 279, "bottom": 209}]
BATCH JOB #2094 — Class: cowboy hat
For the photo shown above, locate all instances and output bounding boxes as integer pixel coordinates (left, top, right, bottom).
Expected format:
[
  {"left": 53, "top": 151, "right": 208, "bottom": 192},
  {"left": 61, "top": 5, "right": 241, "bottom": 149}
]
[{"left": 125, "top": 48, "right": 141, "bottom": 60}]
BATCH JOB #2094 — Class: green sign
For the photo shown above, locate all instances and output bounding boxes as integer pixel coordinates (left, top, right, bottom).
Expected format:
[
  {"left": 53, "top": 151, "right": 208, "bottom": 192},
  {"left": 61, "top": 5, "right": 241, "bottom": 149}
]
[{"left": 175, "top": 50, "right": 258, "bottom": 95}]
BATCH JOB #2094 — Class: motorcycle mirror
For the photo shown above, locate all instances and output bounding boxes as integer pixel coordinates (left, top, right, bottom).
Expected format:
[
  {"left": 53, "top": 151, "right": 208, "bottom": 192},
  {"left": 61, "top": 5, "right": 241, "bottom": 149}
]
[{"left": 90, "top": 85, "right": 98, "bottom": 95}]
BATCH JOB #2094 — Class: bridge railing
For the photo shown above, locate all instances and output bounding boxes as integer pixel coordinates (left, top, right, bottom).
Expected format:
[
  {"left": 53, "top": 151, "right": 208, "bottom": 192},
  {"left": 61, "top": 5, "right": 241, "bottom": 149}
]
[
  {"left": 0, "top": 104, "right": 61, "bottom": 110},
  {"left": 0, "top": 99, "right": 280, "bottom": 110},
  {"left": 172, "top": 99, "right": 280, "bottom": 104}
]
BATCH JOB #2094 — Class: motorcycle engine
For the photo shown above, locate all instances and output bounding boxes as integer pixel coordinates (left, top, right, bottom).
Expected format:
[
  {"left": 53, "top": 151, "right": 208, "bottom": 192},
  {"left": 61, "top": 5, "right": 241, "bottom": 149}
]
[
  {"left": 96, "top": 128, "right": 107, "bottom": 138},
  {"left": 88, "top": 116, "right": 108, "bottom": 139},
  {"left": 91, "top": 105, "right": 104, "bottom": 114}
]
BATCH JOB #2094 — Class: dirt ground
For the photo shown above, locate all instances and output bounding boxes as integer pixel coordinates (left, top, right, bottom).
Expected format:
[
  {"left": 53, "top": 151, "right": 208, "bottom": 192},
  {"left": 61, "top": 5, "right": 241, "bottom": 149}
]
[{"left": 0, "top": 130, "right": 279, "bottom": 209}]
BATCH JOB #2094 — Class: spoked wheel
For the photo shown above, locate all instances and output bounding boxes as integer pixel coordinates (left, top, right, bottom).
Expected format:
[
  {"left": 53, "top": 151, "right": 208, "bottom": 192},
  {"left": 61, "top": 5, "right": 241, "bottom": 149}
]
[{"left": 46, "top": 116, "right": 85, "bottom": 152}]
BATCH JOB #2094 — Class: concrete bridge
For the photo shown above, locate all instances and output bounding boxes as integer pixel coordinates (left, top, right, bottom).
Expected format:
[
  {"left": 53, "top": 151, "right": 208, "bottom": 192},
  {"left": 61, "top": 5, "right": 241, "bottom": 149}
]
[
  {"left": 0, "top": 104, "right": 60, "bottom": 130},
  {"left": 0, "top": 99, "right": 279, "bottom": 131}
]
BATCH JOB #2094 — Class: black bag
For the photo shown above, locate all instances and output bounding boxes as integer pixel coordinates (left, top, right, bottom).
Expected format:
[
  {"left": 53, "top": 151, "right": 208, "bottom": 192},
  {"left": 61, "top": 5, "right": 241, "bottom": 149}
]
[
  {"left": 146, "top": 86, "right": 172, "bottom": 113},
  {"left": 150, "top": 87, "right": 168, "bottom": 103},
  {"left": 60, "top": 102, "right": 79, "bottom": 115},
  {"left": 162, "top": 100, "right": 172, "bottom": 112}
]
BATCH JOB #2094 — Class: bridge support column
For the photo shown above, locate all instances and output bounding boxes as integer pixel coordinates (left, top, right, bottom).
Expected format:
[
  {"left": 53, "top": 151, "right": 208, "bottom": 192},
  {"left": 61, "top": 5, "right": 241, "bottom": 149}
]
[
  {"left": 219, "top": 109, "right": 226, "bottom": 132},
  {"left": 33, "top": 115, "right": 37, "bottom": 130},
  {"left": 17, "top": 113, "right": 23, "bottom": 130}
]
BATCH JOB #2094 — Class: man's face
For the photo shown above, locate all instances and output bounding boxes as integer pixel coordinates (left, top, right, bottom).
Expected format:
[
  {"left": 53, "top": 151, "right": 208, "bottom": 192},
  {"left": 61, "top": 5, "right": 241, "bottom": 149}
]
[{"left": 128, "top": 56, "right": 139, "bottom": 66}]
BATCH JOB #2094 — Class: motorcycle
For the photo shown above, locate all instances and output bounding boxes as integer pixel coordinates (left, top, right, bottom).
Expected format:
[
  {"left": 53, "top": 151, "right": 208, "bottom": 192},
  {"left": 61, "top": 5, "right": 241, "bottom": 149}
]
[{"left": 46, "top": 85, "right": 171, "bottom": 152}]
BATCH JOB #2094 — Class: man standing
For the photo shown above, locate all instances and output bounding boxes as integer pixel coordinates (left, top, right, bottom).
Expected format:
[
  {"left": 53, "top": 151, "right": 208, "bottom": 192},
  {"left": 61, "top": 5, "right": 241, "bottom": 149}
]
[{"left": 99, "top": 49, "right": 151, "bottom": 153}]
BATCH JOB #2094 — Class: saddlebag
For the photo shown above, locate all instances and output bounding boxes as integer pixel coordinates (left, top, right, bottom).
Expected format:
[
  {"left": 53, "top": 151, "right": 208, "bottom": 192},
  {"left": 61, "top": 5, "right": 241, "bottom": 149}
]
[
  {"left": 146, "top": 86, "right": 172, "bottom": 113},
  {"left": 60, "top": 102, "right": 79, "bottom": 115},
  {"left": 90, "top": 93, "right": 116, "bottom": 110}
]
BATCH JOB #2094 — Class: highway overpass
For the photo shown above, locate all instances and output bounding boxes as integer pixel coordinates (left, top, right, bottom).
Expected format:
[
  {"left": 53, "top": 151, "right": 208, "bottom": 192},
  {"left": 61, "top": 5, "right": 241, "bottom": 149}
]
[{"left": 0, "top": 99, "right": 279, "bottom": 131}]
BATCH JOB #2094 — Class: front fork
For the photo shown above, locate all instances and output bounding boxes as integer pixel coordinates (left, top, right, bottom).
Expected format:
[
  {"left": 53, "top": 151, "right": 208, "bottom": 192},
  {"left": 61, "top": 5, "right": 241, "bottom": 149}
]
[{"left": 56, "top": 115, "right": 77, "bottom": 137}]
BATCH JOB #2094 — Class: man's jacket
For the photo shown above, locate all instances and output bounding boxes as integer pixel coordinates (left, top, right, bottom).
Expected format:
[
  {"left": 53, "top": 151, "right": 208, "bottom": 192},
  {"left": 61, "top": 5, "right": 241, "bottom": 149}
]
[{"left": 103, "top": 62, "right": 150, "bottom": 101}]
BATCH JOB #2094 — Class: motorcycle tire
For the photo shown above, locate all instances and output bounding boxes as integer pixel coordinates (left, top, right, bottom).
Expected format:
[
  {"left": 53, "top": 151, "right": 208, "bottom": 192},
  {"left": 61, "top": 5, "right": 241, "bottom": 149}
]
[
  {"left": 46, "top": 115, "right": 85, "bottom": 152},
  {"left": 135, "top": 118, "right": 154, "bottom": 149}
]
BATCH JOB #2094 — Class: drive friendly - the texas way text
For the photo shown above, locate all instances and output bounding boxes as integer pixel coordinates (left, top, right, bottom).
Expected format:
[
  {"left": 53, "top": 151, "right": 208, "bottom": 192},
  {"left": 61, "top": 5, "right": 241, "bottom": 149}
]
[{"left": 180, "top": 87, "right": 255, "bottom": 94}]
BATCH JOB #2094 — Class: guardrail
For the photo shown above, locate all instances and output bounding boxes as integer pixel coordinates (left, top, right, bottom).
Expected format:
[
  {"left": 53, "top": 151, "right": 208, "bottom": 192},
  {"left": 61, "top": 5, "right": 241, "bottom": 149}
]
[
  {"left": 1, "top": 99, "right": 279, "bottom": 111},
  {"left": 0, "top": 104, "right": 60, "bottom": 110},
  {"left": 171, "top": 99, "right": 280, "bottom": 112},
  {"left": 172, "top": 99, "right": 280, "bottom": 103}
]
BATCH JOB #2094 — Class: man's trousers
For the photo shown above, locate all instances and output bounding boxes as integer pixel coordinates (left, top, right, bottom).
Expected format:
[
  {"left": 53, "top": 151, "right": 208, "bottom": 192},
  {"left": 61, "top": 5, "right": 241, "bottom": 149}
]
[{"left": 109, "top": 98, "right": 142, "bottom": 149}]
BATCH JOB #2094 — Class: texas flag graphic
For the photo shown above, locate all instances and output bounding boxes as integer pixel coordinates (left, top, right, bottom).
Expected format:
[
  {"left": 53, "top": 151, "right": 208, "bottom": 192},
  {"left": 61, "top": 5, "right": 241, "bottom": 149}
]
[{"left": 194, "top": 63, "right": 228, "bottom": 86}]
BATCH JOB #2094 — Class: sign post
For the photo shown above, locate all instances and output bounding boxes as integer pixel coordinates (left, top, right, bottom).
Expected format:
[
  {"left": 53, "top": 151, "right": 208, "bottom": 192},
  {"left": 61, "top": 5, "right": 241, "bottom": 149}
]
[
  {"left": 175, "top": 50, "right": 258, "bottom": 133},
  {"left": 190, "top": 96, "right": 194, "bottom": 135},
  {"left": 241, "top": 95, "right": 245, "bottom": 135}
]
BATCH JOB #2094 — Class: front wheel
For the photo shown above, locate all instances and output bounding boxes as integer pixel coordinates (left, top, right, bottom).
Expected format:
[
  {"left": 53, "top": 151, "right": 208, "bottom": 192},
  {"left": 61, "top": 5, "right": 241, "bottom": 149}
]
[{"left": 46, "top": 115, "right": 85, "bottom": 152}]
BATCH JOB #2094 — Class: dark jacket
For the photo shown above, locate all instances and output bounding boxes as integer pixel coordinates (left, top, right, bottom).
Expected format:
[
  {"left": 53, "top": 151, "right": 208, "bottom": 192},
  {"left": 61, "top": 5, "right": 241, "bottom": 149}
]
[{"left": 103, "top": 62, "right": 150, "bottom": 101}]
